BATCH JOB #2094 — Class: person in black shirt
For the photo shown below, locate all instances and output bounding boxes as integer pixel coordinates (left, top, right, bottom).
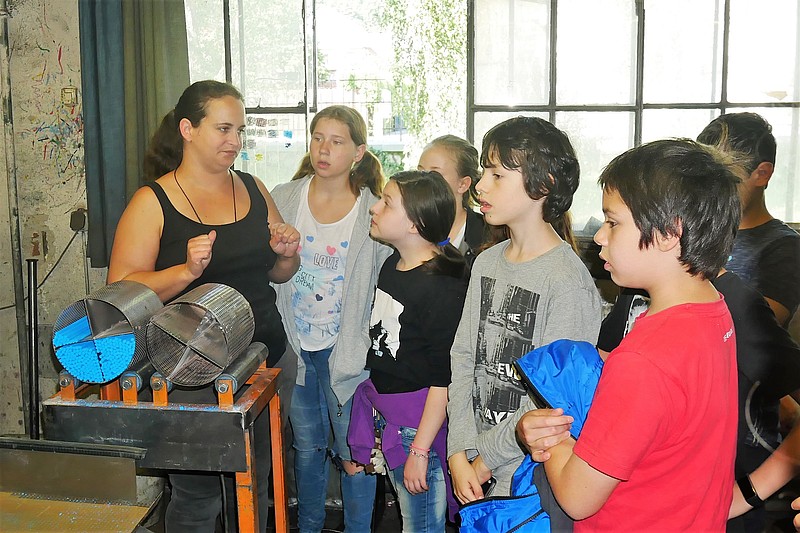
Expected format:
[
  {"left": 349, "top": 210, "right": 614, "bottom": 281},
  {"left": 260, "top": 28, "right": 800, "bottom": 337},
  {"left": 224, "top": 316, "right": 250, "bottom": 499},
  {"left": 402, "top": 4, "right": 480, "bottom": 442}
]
[
  {"left": 357, "top": 170, "right": 469, "bottom": 530},
  {"left": 107, "top": 80, "right": 300, "bottom": 532},
  {"left": 697, "top": 112, "right": 800, "bottom": 327},
  {"left": 418, "top": 135, "right": 489, "bottom": 266}
]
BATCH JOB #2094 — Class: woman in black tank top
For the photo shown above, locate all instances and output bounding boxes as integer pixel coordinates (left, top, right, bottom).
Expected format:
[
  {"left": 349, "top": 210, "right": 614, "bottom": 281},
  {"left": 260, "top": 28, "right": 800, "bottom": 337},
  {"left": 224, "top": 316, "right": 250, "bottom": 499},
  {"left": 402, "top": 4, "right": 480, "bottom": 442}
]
[{"left": 107, "top": 80, "right": 300, "bottom": 532}]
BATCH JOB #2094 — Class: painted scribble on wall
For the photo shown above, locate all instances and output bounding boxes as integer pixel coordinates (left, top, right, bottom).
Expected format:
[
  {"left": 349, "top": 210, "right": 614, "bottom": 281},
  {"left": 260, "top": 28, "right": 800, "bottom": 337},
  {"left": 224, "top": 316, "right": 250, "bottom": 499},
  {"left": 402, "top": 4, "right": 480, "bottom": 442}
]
[{"left": 11, "top": 0, "right": 85, "bottom": 201}]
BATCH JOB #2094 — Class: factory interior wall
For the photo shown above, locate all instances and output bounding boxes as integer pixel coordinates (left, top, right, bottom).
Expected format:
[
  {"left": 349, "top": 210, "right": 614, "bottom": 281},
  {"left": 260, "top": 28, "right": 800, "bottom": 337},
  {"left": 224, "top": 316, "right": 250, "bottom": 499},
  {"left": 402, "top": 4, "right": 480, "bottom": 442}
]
[
  {"left": 0, "top": 0, "right": 106, "bottom": 436},
  {"left": 1, "top": 1, "right": 799, "bottom": 438}
]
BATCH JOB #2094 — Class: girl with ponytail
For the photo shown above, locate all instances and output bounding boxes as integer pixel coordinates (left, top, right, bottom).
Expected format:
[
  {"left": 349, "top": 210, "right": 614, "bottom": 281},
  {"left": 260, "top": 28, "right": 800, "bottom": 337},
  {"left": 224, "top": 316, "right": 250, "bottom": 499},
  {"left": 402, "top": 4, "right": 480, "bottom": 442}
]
[
  {"left": 348, "top": 170, "right": 468, "bottom": 530},
  {"left": 418, "top": 134, "right": 489, "bottom": 265},
  {"left": 109, "top": 80, "right": 300, "bottom": 531},
  {"left": 271, "top": 105, "right": 391, "bottom": 532}
]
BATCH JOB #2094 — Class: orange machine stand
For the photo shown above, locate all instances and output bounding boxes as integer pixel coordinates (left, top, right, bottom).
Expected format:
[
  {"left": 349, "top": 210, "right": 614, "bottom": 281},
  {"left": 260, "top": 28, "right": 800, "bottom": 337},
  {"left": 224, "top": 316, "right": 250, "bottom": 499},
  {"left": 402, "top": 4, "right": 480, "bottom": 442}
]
[{"left": 43, "top": 364, "right": 286, "bottom": 533}]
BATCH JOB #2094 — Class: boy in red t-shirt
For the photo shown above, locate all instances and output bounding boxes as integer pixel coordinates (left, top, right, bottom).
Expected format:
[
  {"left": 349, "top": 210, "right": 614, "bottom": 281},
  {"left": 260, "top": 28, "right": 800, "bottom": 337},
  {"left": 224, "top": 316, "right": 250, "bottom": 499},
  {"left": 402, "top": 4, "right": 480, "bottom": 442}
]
[{"left": 534, "top": 139, "right": 741, "bottom": 531}]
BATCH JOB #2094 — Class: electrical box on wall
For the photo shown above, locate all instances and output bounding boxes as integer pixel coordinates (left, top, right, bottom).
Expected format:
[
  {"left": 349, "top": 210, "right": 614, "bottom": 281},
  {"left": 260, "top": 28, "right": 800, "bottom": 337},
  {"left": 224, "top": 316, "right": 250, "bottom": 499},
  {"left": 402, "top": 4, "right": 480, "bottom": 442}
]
[{"left": 60, "top": 87, "right": 78, "bottom": 106}]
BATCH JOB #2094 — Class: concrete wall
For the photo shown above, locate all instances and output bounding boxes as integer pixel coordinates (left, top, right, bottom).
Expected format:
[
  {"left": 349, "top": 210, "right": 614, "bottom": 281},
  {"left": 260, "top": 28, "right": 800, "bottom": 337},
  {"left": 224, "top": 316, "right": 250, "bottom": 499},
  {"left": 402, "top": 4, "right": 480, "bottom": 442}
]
[{"left": 0, "top": 0, "right": 105, "bottom": 436}]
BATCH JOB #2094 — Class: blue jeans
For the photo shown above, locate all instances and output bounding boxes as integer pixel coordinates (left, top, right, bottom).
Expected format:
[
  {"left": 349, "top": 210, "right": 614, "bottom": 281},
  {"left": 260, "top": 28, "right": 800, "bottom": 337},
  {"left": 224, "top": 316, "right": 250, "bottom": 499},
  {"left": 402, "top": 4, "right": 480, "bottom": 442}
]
[
  {"left": 388, "top": 426, "right": 446, "bottom": 533},
  {"left": 290, "top": 347, "right": 376, "bottom": 533}
]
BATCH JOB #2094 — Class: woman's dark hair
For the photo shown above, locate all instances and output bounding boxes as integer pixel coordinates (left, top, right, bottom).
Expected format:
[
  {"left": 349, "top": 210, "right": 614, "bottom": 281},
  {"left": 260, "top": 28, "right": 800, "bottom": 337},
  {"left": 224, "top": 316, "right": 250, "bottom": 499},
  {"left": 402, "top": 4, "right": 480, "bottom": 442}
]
[
  {"left": 480, "top": 116, "right": 580, "bottom": 224},
  {"left": 598, "top": 139, "right": 742, "bottom": 280},
  {"left": 391, "top": 170, "right": 468, "bottom": 280},
  {"left": 143, "top": 80, "right": 244, "bottom": 181},
  {"left": 425, "top": 135, "right": 480, "bottom": 208},
  {"left": 291, "top": 105, "right": 385, "bottom": 197}
]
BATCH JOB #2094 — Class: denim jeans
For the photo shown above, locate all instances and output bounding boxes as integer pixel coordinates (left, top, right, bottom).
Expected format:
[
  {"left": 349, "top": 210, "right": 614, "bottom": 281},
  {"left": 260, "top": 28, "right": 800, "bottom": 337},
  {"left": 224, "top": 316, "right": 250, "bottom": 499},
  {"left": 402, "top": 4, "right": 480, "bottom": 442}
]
[
  {"left": 290, "top": 347, "right": 376, "bottom": 533},
  {"left": 387, "top": 426, "right": 446, "bottom": 533}
]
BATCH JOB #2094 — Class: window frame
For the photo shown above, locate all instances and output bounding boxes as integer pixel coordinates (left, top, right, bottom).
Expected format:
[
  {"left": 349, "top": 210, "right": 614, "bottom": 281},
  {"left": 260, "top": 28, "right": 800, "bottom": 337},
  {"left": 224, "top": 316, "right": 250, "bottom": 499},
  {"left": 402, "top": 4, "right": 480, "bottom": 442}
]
[
  {"left": 220, "top": 0, "right": 314, "bottom": 117},
  {"left": 466, "top": 0, "right": 800, "bottom": 148}
]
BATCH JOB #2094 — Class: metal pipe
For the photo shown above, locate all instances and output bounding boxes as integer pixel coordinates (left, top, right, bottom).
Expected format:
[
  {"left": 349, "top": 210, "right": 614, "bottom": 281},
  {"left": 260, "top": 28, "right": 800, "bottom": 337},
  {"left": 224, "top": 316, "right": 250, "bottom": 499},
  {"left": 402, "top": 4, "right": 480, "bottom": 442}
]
[
  {"left": 120, "top": 358, "right": 155, "bottom": 393},
  {"left": 215, "top": 342, "right": 268, "bottom": 396},
  {"left": 1, "top": 0, "right": 31, "bottom": 437},
  {"left": 26, "top": 259, "right": 39, "bottom": 439}
]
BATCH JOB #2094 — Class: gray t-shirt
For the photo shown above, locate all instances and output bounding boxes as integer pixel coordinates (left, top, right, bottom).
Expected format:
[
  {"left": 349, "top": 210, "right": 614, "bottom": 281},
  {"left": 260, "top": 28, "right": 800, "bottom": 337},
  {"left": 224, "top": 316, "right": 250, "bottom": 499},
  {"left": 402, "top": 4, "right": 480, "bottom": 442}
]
[{"left": 447, "top": 240, "right": 602, "bottom": 495}]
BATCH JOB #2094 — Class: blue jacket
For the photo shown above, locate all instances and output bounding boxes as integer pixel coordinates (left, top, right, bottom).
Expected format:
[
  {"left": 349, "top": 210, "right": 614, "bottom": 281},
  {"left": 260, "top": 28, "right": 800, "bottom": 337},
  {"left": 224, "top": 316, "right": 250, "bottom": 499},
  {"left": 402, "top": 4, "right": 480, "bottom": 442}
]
[{"left": 459, "top": 340, "right": 603, "bottom": 532}]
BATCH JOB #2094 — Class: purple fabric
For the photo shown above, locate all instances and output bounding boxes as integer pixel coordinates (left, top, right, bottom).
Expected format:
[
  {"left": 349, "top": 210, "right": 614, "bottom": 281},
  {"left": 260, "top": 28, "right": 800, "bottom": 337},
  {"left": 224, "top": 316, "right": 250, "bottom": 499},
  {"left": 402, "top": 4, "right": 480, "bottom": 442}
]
[{"left": 348, "top": 379, "right": 458, "bottom": 521}]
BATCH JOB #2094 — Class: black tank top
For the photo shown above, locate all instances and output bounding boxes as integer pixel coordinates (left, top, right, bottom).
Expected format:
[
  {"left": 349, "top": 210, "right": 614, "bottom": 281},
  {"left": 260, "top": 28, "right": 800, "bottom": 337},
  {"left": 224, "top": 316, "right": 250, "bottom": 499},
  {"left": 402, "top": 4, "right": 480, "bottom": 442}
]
[{"left": 148, "top": 171, "right": 286, "bottom": 366}]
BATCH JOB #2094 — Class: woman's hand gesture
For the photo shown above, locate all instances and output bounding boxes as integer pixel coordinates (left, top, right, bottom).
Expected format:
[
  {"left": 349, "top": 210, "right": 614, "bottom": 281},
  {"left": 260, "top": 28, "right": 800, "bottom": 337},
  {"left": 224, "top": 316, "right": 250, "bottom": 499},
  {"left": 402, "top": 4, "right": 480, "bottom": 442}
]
[
  {"left": 185, "top": 230, "right": 217, "bottom": 279},
  {"left": 269, "top": 223, "right": 301, "bottom": 258}
]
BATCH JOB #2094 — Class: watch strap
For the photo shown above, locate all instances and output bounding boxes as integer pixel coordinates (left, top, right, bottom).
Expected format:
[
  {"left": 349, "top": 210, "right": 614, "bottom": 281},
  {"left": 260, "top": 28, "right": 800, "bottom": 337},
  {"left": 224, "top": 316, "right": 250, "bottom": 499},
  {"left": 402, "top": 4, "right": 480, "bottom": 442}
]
[{"left": 736, "top": 475, "right": 764, "bottom": 508}]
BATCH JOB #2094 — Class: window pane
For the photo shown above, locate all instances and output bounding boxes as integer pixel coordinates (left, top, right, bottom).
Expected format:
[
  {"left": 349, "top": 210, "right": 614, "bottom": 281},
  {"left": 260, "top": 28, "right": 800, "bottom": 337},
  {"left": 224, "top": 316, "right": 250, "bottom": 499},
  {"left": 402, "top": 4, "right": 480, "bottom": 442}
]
[
  {"left": 473, "top": 111, "right": 549, "bottom": 156},
  {"left": 641, "top": 109, "right": 719, "bottom": 143},
  {"left": 313, "top": 1, "right": 409, "bottom": 170},
  {"left": 185, "top": 0, "right": 226, "bottom": 82},
  {"left": 728, "top": 0, "right": 799, "bottom": 103},
  {"left": 726, "top": 108, "right": 800, "bottom": 223},
  {"left": 474, "top": 0, "right": 550, "bottom": 105},
  {"left": 237, "top": 114, "right": 308, "bottom": 190},
  {"left": 557, "top": 0, "right": 636, "bottom": 105},
  {"left": 315, "top": 0, "right": 393, "bottom": 108},
  {"left": 556, "top": 112, "right": 634, "bottom": 233},
  {"left": 643, "top": 0, "right": 724, "bottom": 104},
  {"left": 228, "top": 0, "right": 306, "bottom": 107}
]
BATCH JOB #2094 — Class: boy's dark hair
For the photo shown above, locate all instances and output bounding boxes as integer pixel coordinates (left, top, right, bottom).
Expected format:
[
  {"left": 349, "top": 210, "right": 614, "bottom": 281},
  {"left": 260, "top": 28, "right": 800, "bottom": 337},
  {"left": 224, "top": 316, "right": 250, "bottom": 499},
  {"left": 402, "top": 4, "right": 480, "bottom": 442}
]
[
  {"left": 599, "top": 139, "right": 742, "bottom": 280},
  {"left": 696, "top": 112, "right": 776, "bottom": 174},
  {"left": 480, "top": 116, "right": 580, "bottom": 224},
  {"left": 391, "top": 170, "right": 469, "bottom": 280}
]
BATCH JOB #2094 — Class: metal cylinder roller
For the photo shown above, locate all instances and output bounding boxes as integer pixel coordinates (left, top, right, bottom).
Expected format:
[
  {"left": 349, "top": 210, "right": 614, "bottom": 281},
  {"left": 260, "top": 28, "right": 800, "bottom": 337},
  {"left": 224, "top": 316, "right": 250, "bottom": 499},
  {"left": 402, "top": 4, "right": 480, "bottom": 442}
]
[
  {"left": 150, "top": 372, "right": 174, "bottom": 393},
  {"left": 146, "top": 283, "right": 254, "bottom": 387},
  {"left": 52, "top": 281, "right": 163, "bottom": 384},
  {"left": 215, "top": 342, "right": 269, "bottom": 395},
  {"left": 58, "top": 370, "right": 81, "bottom": 389},
  {"left": 120, "top": 358, "right": 156, "bottom": 393}
]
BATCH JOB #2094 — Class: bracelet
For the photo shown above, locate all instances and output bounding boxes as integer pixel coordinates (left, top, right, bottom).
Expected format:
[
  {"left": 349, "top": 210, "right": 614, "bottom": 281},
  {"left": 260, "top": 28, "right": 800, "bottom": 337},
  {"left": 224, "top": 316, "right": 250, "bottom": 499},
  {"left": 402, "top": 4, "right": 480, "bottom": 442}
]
[
  {"left": 410, "top": 444, "right": 430, "bottom": 453},
  {"left": 736, "top": 475, "right": 764, "bottom": 509},
  {"left": 409, "top": 448, "right": 429, "bottom": 459}
]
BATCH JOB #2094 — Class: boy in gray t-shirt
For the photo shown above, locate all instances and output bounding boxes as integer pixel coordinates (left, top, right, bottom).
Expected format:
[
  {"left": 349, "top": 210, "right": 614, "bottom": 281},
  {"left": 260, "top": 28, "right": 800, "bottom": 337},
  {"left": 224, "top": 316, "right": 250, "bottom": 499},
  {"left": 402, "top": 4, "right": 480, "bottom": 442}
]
[{"left": 447, "top": 117, "right": 602, "bottom": 500}]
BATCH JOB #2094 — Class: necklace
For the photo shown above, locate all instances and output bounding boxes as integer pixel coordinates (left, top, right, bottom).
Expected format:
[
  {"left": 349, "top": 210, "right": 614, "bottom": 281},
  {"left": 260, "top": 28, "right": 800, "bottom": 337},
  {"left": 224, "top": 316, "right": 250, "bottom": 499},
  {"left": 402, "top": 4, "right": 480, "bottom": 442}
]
[{"left": 173, "top": 169, "right": 237, "bottom": 224}]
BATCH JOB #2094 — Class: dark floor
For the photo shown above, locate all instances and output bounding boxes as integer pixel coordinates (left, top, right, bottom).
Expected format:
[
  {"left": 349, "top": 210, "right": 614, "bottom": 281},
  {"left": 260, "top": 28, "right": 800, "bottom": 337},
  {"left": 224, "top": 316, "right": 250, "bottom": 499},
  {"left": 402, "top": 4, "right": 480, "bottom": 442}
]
[
  {"left": 279, "top": 476, "right": 457, "bottom": 533},
  {"left": 146, "top": 474, "right": 457, "bottom": 532},
  {"left": 146, "top": 477, "right": 798, "bottom": 533}
]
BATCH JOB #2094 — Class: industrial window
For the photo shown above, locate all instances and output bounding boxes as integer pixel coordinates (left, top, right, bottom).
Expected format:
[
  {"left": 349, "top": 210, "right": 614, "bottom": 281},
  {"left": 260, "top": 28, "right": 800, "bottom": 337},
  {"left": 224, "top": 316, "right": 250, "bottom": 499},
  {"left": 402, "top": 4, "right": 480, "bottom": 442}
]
[
  {"left": 186, "top": 0, "right": 800, "bottom": 230},
  {"left": 184, "top": 0, "right": 464, "bottom": 190},
  {"left": 470, "top": 0, "right": 800, "bottom": 232}
]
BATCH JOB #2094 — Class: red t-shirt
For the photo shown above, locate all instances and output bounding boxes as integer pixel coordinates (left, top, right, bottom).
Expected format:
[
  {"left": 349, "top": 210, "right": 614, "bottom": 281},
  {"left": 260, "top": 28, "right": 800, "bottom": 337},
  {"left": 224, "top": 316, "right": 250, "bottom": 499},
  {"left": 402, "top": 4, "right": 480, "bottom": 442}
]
[{"left": 573, "top": 298, "right": 737, "bottom": 532}]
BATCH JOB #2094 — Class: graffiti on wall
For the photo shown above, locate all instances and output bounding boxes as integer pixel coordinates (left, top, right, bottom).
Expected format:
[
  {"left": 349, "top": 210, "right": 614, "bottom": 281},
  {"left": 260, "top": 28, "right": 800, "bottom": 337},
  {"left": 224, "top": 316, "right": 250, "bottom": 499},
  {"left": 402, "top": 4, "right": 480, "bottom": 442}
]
[{"left": 11, "top": 0, "right": 85, "bottom": 201}]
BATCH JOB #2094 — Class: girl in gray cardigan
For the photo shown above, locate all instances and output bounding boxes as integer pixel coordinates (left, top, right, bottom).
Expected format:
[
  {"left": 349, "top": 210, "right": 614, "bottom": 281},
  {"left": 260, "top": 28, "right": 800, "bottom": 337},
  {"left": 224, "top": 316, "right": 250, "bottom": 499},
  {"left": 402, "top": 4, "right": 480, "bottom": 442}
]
[{"left": 271, "top": 105, "right": 391, "bottom": 533}]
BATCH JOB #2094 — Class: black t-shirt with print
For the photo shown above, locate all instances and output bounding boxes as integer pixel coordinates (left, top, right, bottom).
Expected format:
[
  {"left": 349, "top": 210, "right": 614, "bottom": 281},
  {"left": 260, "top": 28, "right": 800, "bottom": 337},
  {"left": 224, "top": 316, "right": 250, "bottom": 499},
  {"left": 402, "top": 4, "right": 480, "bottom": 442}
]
[{"left": 367, "top": 251, "right": 467, "bottom": 394}]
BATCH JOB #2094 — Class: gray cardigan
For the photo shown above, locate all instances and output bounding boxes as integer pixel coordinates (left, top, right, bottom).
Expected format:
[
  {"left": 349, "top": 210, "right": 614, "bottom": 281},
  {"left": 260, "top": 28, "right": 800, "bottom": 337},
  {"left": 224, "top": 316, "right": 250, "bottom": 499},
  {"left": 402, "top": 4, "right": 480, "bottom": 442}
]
[{"left": 271, "top": 177, "right": 392, "bottom": 404}]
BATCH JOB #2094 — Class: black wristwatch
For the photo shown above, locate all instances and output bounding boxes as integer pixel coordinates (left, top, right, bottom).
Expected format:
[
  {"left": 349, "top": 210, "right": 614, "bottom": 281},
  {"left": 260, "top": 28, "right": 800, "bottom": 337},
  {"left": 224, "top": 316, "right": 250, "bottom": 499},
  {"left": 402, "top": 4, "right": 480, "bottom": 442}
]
[{"left": 736, "top": 475, "right": 764, "bottom": 508}]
